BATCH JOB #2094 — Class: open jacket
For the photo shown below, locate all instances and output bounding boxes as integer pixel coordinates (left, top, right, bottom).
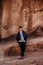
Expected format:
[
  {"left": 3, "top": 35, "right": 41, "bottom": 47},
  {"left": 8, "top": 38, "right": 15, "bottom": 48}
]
[{"left": 16, "top": 31, "right": 28, "bottom": 43}]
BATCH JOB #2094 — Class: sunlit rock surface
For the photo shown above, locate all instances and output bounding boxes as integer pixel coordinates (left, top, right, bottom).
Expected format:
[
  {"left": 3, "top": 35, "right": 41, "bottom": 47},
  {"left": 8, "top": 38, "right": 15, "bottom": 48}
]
[{"left": 0, "top": 0, "right": 43, "bottom": 38}]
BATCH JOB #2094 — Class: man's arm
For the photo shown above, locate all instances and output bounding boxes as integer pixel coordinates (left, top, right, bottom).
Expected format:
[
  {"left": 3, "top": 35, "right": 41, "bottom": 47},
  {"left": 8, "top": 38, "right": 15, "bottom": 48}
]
[
  {"left": 16, "top": 32, "right": 20, "bottom": 42},
  {"left": 23, "top": 31, "right": 28, "bottom": 41}
]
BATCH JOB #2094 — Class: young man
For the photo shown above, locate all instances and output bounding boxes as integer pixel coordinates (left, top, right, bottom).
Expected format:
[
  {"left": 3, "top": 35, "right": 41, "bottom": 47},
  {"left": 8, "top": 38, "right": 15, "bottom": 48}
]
[{"left": 16, "top": 26, "right": 28, "bottom": 59}]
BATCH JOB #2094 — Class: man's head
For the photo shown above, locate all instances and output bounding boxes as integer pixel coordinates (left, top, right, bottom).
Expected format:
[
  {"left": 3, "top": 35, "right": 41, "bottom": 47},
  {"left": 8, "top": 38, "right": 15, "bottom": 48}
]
[{"left": 18, "top": 26, "right": 23, "bottom": 31}]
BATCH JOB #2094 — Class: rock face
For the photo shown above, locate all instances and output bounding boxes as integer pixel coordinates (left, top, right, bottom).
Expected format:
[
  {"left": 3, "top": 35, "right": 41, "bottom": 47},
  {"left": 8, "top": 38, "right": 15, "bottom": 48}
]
[
  {"left": 0, "top": 0, "right": 43, "bottom": 38},
  {"left": 4, "top": 46, "right": 20, "bottom": 56}
]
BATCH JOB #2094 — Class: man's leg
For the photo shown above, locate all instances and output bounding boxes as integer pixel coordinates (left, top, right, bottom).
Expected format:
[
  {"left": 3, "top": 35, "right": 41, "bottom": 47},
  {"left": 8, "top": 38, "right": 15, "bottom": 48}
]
[{"left": 20, "top": 42, "right": 26, "bottom": 57}]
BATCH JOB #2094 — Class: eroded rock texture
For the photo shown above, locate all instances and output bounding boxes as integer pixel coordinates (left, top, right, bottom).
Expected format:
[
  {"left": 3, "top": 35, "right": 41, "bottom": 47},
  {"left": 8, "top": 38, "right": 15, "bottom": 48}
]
[{"left": 0, "top": 0, "right": 43, "bottom": 38}]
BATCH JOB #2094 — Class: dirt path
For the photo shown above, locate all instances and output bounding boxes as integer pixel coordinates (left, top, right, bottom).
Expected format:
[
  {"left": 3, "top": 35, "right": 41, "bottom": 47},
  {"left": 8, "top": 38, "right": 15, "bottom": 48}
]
[
  {"left": 0, "top": 37, "right": 43, "bottom": 65},
  {"left": 0, "top": 50, "right": 43, "bottom": 65}
]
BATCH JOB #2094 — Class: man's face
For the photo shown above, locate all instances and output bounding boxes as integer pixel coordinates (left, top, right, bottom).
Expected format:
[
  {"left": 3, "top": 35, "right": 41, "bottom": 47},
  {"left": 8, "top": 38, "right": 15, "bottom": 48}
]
[{"left": 19, "top": 28, "right": 23, "bottom": 31}]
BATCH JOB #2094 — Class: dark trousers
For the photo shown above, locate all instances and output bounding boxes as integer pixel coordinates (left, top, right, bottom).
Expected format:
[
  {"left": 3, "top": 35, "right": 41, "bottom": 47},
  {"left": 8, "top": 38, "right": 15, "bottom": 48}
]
[{"left": 19, "top": 42, "right": 26, "bottom": 56}]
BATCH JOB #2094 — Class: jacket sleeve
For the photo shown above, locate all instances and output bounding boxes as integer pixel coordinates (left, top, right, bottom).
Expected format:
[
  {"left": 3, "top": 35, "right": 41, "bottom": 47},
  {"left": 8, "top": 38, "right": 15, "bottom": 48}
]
[
  {"left": 26, "top": 33, "right": 28, "bottom": 40},
  {"left": 24, "top": 32, "right": 28, "bottom": 41},
  {"left": 16, "top": 32, "right": 20, "bottom": 42}
]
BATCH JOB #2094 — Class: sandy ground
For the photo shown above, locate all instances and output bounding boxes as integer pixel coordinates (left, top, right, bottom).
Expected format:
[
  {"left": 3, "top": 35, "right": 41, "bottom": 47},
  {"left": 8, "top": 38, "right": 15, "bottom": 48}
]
[{"left": 0, "top": 37, "right": 43, "bottom": 65}]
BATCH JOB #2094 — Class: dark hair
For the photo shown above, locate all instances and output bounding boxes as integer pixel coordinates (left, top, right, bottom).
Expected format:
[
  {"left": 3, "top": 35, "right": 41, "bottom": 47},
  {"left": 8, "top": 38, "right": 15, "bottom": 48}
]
[{"left": 19, "top": 26, "right": 22, "bottom": 28}]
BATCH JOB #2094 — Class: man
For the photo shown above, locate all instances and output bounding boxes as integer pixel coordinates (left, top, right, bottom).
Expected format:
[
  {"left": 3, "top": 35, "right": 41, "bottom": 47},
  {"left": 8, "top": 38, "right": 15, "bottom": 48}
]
[{"left": 16, "top": 26, "right": 28, "bottom": 59}]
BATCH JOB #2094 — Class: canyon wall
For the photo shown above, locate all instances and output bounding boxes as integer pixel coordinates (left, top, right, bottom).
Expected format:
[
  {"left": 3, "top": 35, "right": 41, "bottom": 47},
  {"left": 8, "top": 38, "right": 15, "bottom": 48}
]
[{"left": 0, "top": 0, "right": 43, "bottom": 38}]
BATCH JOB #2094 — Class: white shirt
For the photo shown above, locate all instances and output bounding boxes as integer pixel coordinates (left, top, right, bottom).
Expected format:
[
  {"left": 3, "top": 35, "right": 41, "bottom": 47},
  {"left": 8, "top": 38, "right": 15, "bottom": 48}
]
[{"left": 19, "top": 31, "right": 25, "bottom": 42}]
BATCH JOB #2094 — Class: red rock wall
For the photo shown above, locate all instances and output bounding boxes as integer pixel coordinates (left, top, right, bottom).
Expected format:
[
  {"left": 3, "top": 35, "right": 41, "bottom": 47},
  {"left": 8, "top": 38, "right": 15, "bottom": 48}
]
[
  {"left": 0, "top": 0, "right": 2, "bottom": 38},
  {"left": 0, "top": 0, "right": 43, "bottom": 38},
  {"left": 1, "top": 0, "right": 12, "bottom": 38},
  {"left": 32, "top": 0, "right": 43, "bottom": 28}
]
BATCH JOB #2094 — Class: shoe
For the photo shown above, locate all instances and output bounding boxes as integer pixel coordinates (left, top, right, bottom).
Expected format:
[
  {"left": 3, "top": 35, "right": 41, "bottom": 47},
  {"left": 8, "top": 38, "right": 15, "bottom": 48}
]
[{"left": 19, "top": 56, "right": 24, "bottom": 59}]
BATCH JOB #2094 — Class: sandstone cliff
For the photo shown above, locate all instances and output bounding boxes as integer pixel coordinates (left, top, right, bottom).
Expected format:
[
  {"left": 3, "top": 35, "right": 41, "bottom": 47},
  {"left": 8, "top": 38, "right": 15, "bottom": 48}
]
[{"left": 0, "top": 0, "right": 43, "bottom": 38}]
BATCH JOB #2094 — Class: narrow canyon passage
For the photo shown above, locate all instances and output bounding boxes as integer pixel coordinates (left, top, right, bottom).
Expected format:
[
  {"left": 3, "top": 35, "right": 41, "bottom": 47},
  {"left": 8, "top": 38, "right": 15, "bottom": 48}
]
[{"left": 0, "top": 0, "right": 43, "bottom": 65}]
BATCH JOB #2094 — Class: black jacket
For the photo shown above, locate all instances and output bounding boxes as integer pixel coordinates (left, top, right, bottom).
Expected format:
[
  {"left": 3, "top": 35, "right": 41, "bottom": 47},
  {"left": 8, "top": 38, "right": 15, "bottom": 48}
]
[{"left": 16, "top": 31, "right": 28, "bottom": 43}]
